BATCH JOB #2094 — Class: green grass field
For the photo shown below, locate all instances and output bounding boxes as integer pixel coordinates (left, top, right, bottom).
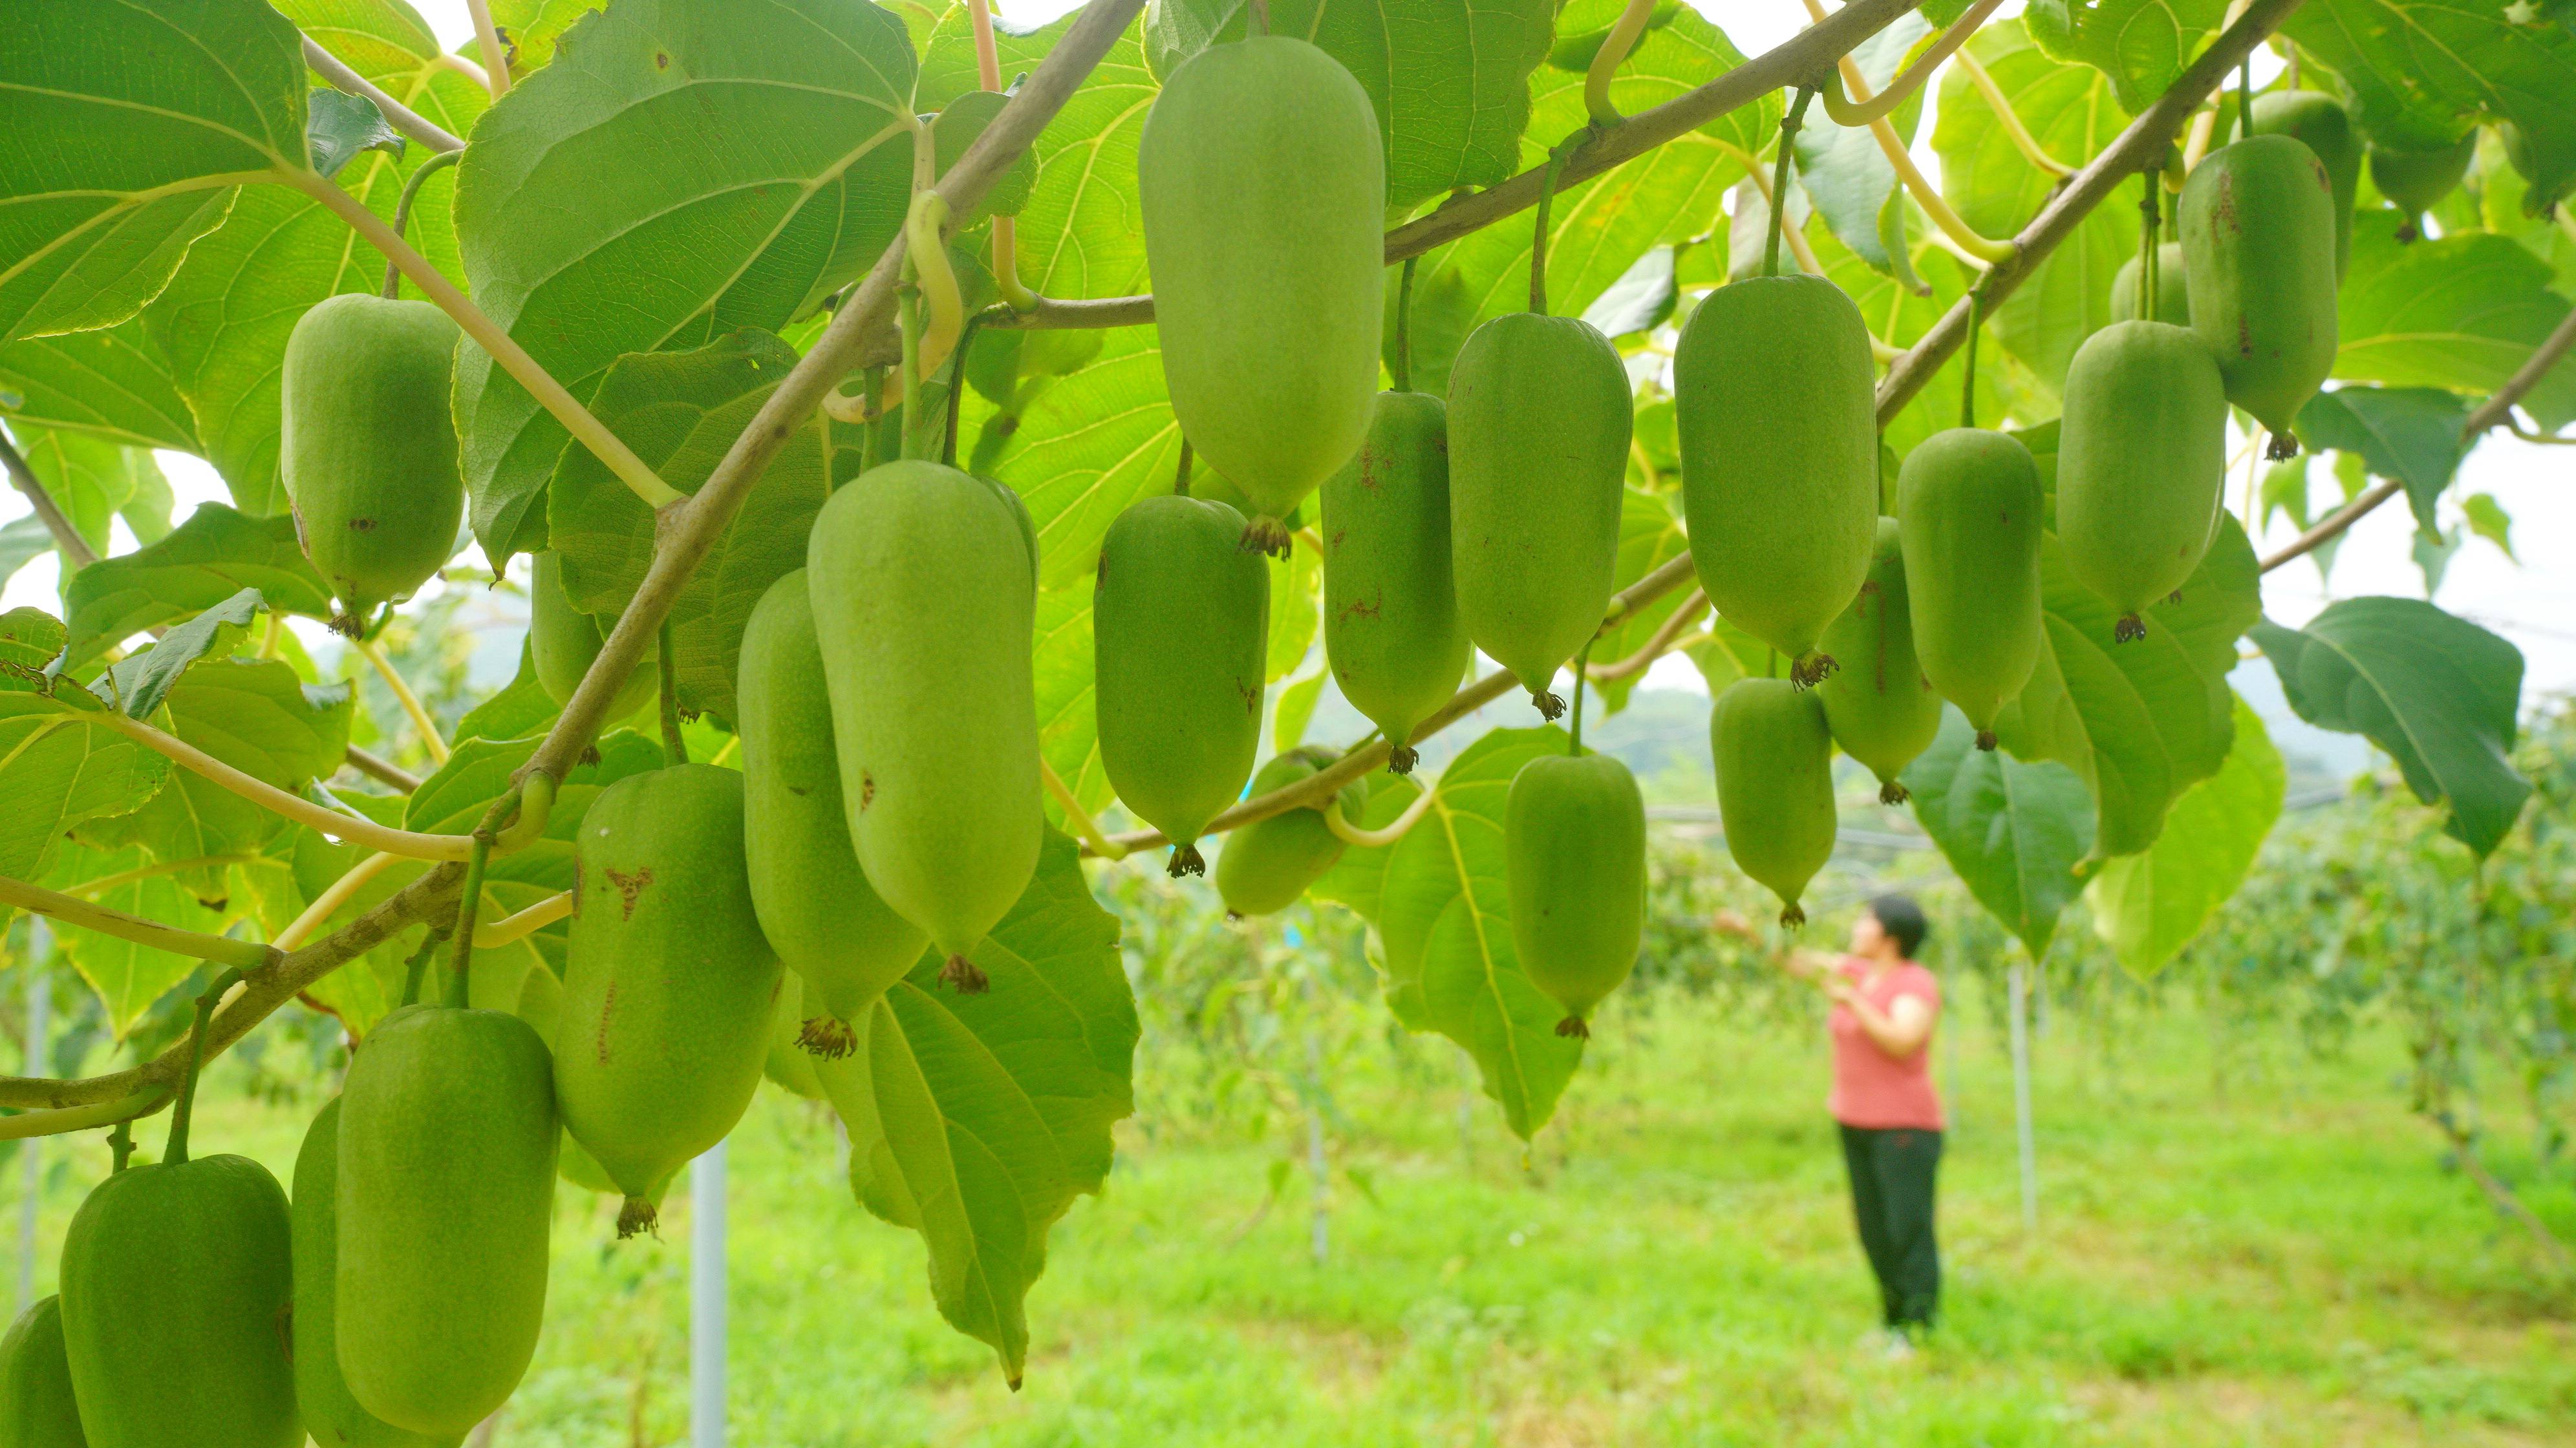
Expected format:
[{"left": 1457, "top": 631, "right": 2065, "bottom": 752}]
[{"left": 14, "top": 975, "right": 2573, "bottom": 1447}]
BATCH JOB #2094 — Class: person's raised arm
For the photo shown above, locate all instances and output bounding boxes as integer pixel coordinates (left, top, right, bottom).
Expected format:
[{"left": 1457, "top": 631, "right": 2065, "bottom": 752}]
[{"left": 1712, "top": 908, "right": 1842, "bottom": 983}]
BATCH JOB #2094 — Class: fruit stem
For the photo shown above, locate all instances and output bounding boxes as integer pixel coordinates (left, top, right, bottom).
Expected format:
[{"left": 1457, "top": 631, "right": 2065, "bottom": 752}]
[
  {"left": 1247, "top": 0, "right": 1269, "bottom": 37},
  {"left": 658, "top": 618, "right": 687, "bottom": 765},
  {"left": 943, "top": 313, "right": 980, "bottom": 468},
  {"left": 1038, "top": 753, "right": 1127, "bottom": 860},
  {"left": 2138, "top": 178, "right": 2161, "bottom": 321},
  {"left": 1392, "top": 257, "right": 1416, "bottom": 392},
  {"left": 445, "top": 801, "right": 508, "bottom": 1007},
  {"left": 380, "top": 147, "right": 463, "bottom": 299},
  {"left": 1529, "top": 142, "right": 1573, "bottom": 315},
  {"left": 1765, "top": 89, "right": 1815, "bottom": 279},
  {"left": 1174, "top": 439, "right": 1193, "bottom": 498},
  {"left": 1324, "top": 785, "right": 1438, "bottom": 848},
  {"left": 109, "top": 1120, "right": 134, "bottom": 1173},
  {"left": 1959, "top": 292, "right": 1980, "bottom": 430},
  {"left": 164, "top": 968, "right": 245, "bottom": 1167},
  {"left": 2237, "top": 56, "right": 2253, "bottom": 143},
  {"left": 399, "top": 924, "right": 449, "bottom": 1008},
  {"left": 1584, "top": 0, "right": 1658, "bottom": 129},
  {"left": 897, "top": 280, "right": 925, "bottom": 461},
  {"left": 358, "top": 639, "right": 451, "bottom": 764},
  {"left": 1567, "top": 640, "right": 1593, "bottom": 756}
]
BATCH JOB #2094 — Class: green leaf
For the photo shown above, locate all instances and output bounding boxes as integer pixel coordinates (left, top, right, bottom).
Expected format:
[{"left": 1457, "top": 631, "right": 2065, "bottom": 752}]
[
  {"left": 45, "top": 842, "right": 232, "bottom": 1038},
  {"left": 0, "top": 636, "right": 173, "bottom": 897},
  {"left": 1272, "top": 669, "right": 1327, "bottom": 753},
  {"left": 547, "top": 330, "right": 830, "bottom": 728},
  {"left": 0, "top": 319, "right": 201, "bottom": 452},
  {"left": 1315, "top": 727, "right": 1585, "bottom": 1141},
  {"left": 63, "top": 505, "right": 333, "bottom": 668},
  {"left": 452, "top": 641, "right": 559, "bottom": 746},
  {"left": 1902, "top": 707, "right": 2096, "bottom": 956},
  {"left": 2251, "top": 596, "right": 2530, "bottom": 855},
  {"left": 90, "top": 658, "right": 354, "bottom": 896},
  {"left": 1132, "top": 0, "right": 1556, "bottom": 213},
  {"left": 1994, "top": 516, "right": 2262, "bottom": 858},
  {"left": 2087, "top": 695, "right": 2286, "bottom": 975},
  {"left": 1589, "top": 488, "right": 1693, "bottom": 716},
  {"left": 0, "top": 0, "right": 308, "bottom": 340},
  {"left": 2024, "top": 0, "right": 2229, "bottom": 114},
  {"left": 89, "top": 589, "right": 266, "bottom": 719},
  {"left": 1935, "top": 21, "right": 2138, "bottom": 403},
  {"left": 484, "top": 0, "right": 593, "bottom": 74},
  {"left": 2293, "top": 385, "right": 2474, "bottom": 533},
  {"left": 2462, "top": 492, "right": 2515, "bottom": 560},
  {"left": 146, "top": 0, "right": 491, "bottom": 517},
  {"left": 452, "top": 0, "right": 918, "bottom": 559},
  {"left": 5, "top": 425, "right": 163, "bottom": 560},
  {"left": 2286, "top": 0, "right": 2576, "bottom": 205},
  {"left": 1410, "top": 6, "right": 1765, "bottom": 342},
  {"left": 928, "top": 91, "right": 1036, "bottom": 218},
  {"left": 815, "top": 830, "right": 1135, "bottom": 1387},
  {"left": 1032, "top": 584, "right": 1114, "bottom": 831},
  {"left": 2334, "top": 212, "right": 2576, "bottom": 429},
  {"left": 1264, "top": 542, "right": 1321, "bottom": 683},
  {"left": 1793, "top": 12, "right": 1933, "bottom": 285},
  {"left": 0, "top": 518, "right": 54, "bottom": 593},
  {"left": 305, "top": 88, "right": 405, "bottom": 179},
  {"left": 1581, "top": 246, "right": 1680, "bottom": 340}
]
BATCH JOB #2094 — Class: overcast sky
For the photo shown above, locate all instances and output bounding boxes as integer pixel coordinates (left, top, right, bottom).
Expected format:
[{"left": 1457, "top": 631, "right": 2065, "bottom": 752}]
[{"left": 9, "top": 0, "right": 2561, "bottom": 708}]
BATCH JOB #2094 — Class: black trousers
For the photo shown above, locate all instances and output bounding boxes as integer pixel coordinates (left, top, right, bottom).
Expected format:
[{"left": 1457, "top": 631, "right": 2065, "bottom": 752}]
[{"left": 1838, "top": 1123, "right": 1942, "bottom": 1329}]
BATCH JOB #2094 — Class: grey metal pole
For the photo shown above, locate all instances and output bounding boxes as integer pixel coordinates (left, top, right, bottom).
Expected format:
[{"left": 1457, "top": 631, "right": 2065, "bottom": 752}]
[
  {"left": 19, "top": 924, "right": 50, "bottom": 1314},
  {"left": 691, "top": 1140, "right": 727, "bottom": 1448},
  {"left": 2008, "top": 960, "right": 2037, "bottom": 1232}
]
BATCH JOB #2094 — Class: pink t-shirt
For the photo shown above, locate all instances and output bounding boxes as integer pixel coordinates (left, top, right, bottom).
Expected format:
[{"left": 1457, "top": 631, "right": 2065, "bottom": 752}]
[{"left": 1828, "top": 957, "right": 1944, "bottom": 1130}]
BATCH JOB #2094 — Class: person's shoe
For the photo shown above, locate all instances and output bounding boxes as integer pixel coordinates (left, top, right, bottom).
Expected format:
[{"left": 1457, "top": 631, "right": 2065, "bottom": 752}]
[{"left": 1878, "top": 1327, "right": 1916, "bottom": 1362}]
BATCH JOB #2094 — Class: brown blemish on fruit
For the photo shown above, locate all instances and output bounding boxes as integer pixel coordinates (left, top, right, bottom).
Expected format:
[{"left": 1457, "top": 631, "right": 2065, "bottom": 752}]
[
  {"left": 1336, "top": 589, "right": 1380, "bottom": 623},
  {"left": 594, "top": 980, "right": 617, "bottom": 1065},
  {"left": 604, "top": 865, "right": 652, "bottom": 919},
  {"left": 859, "top": 769, "right": 875, "bottom": 810},
  {"left": 1237, "top": 678, "right": 1260, "bottom": 715},
  {"left": 347, "top": 517, "right": 377, "bottom": 532}
]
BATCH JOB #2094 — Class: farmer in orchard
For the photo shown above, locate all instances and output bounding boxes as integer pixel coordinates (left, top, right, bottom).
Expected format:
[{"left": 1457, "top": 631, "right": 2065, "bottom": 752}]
[{"left": 1719, "top": 896, "right": 1944, "bottom": 1349}]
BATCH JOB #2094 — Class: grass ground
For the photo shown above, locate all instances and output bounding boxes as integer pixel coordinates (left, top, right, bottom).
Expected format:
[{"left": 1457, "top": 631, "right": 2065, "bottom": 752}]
[{"left": 12, "top": 975, "right": 2573, "bottom": 1447}]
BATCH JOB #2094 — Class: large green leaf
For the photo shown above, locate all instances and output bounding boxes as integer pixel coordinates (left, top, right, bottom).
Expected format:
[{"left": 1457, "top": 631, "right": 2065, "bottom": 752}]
[
  {"left": 1137, "top": 0, "right": 1556, "bottom": 213},
  {"left": 62, "top": 505, "right": 334, "bottom": 668},
  {"left": 452, "top": 0, "right": 918, "bottom": 560},
  {"left": 1032, "top": 584, "right": 1115, "bottom": 827},
  {"left": 0, "top": 613, "right": 173, "bottom": 892},
  {"left": 548, "top": 330, "right": 833, "bottom": 729},
  {"left": 2334, "top": 212, "right": 2576, "bottom": 430},
  {"left": 87, "top": 589, "right": 265, "bottom": 719},
  {"left": 145, "top": 0, "right": 491, "bottom": 517},
  {"left": 1589, "top": 487, "right": 1692, "bottom": 716},
  {"left": 0, "top": 0, "right": 307, "bottom": 341},
  {"left": 89, "top": 657, "right": 355, "bottom": 901},
  {"left": 1902, "top": 707, "right": 2097, "bottom": 956},
  {"left": 2251, "top": 596, "right": 2529, "bottom": 856},
  {"left": 1994, "top": 516, "right": 2262, "bottom": 858},
  {"left": 43, "top": 841, "right": 232, "bottom": 1038},
  {"left": 2292, "top": 385, "right": 2474, "bottom": 533},
  {"left": 2287, "top": 0, "right": 2576, "bottom": 205},
  {"left": 815, "top": 830, "right": 1135, "bottom": 1388},
  {"left": 1314, "top": 727, "right": 1586, "bottom": 1141},
  {"left": 0, "top": 319, "right": 200, "bottom": 452},
  {"left": 2088, "top": 694, "right": 2284, "bottom": 975},
  {"left": 2024, "top": 0, "right": 2229, "bottom": 114},
  {"left": 1935, "top": 21, "right": 2138, "bottom": 402},
  {"left": 1408, "top": 5, "right": 1766, "bottom": 346}
]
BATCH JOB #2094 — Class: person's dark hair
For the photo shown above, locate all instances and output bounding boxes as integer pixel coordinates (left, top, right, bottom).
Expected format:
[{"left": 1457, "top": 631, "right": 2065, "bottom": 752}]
[{"left": 1869, "top": 894, "right": 1929, "bottom": 959}]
